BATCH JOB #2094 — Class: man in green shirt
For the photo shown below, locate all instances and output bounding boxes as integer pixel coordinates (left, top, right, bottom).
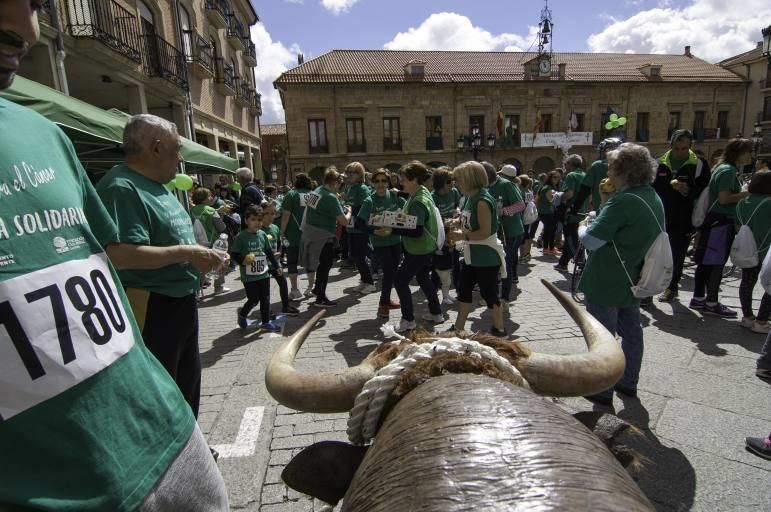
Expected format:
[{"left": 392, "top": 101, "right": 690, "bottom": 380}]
[
  {"left": 556, "top": 155, "right": 588, "bottom": 271},
  {"left": 489, "top": 163, "right": 525, "bottom": 301},
  {"left": 573, "top": 137, "right": 623, "bottom": 213},
  {"left": 0, "top": 3, "right": 227, "bottom": 509}
]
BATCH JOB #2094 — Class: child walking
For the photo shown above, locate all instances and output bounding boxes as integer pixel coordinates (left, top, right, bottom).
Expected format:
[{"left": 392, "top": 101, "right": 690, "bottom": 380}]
[
  {"left": 261, "top": 201, "right": 300, "bottom": 316},
  {"left": 231, "top": 205, "right": 281, "bottom": 332}
]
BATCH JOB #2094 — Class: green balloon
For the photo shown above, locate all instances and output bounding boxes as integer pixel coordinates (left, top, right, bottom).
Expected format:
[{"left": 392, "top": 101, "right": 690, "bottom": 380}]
[
  {"left": 231, "top": 182, "right": 241, "bottom": 192},
  {"left": 609, "top": 113, "right": 618, "bottom": 122},
  {"left": 617, "top": 117, "right": 627, "bottom": 126},
  {"left": 164, "top": 180, "right": 177, "bottom": 191},
  {"left": 175, "top": 174, "right": 194, "bottom": 191},
  {"left": 605, "top": 121, "right": 614, "bottom": 130}
]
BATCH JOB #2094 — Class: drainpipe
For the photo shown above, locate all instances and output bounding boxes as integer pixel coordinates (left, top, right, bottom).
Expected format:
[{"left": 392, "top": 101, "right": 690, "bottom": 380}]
[{"left": 49, "top": 0, "right": 69, "bottom": 95}]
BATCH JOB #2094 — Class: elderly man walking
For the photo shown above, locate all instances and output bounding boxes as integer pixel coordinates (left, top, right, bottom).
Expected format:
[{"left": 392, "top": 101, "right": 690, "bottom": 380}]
[
  {"left": 96, "top": 114, "right": 229, "bottom": 419},
  {"left": 236, "top": 166, "right": 264, "bottom": 227}
]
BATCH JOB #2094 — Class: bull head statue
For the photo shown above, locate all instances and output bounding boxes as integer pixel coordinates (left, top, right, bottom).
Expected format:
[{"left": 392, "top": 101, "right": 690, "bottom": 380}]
[{"left": 265, "top": 280, "right": 654, "bottom": 511}]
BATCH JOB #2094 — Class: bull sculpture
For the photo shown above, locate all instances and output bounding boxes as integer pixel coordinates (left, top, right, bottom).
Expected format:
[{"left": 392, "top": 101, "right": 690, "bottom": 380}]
[{"left": 266, "top": 280, "right": 654, "bottom": 511}]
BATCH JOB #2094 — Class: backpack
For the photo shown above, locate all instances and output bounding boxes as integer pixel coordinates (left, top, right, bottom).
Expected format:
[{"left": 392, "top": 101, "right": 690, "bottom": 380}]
[
  {"left": 429, "top": 206, "right": 446, "bottom": 253},
  {"left": 692, "top": 165, "right": 733, "bottom": 228},
  {"left": 761, "top": 248, "right": 771, "bottom": 296},
  {"left": 731, "top": 198, "right": 771, "bottom": 268},
  {"left": 192, "top": 217, "right": 210, "bottom": 247},
  {"left": 613, "top": 194, "right": 673, "bottom": 299},
  {"left": 522, "top": 192, "right": 538, "bottom": 225}
]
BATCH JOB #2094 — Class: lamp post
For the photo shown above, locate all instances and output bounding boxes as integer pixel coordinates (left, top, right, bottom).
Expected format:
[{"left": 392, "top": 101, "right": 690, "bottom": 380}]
[{"left": 457, "top": 123, "right": 496, "bottom": 162}]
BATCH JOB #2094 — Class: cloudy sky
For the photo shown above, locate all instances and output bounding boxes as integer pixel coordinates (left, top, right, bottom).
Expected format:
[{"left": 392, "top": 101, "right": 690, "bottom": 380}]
[{"left": 251, "top": 0, "right": 771, "bottom": 124}]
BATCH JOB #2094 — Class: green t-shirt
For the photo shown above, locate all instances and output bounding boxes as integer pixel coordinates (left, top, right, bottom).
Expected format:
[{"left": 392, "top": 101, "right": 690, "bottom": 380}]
[
  {"left": 582, "top": 159, "right": 608, "bottom": 211},
  {"left": 261, "top": 223, "right": 281, "bottom": 258},
  {"left": 488, "top": 177, "right": 524, "bottom": 239},
  {"left": 280, "top": 187, "right": 310, "bottom": 245},
  {"left": 402, "top": 186, "right": 437, "bottom": 256},
  {"left": 432, "top": 187, "right": 461, "bottom": 219},
  {"left": 358, "top": 191, "right": 405, "bottom": 247},
  {"left": 537, "top": 185, "right": 555, "bottom": 214},
  {"left": 0, "top": 98, "right": 193, "bottom": 511},
  {"left": 305, "top": 185, "right": 345, "bottom": 234},
  {"left": 96, "top": 165, "right": 199, "bottom": 297},
  {"left": 709, "top": 163, "right": 742, "bottom": 219},
  {"left": 460, "top": 190, "right": 500, "bottom": 267},
  {"left": 232, "top": 229, "right": 272, "bottom": 282},
  {"left": 579, "top": 185, "right": 664, "bottom": 307},
  {"left": 736, "top": 194, "right": 771, "bottom": 261},
  {"left": 561, "top": 170, "right": 589, "bottom": 223},
  {"left": 344, "top": 182, "right": 372, "bottom": 234}
]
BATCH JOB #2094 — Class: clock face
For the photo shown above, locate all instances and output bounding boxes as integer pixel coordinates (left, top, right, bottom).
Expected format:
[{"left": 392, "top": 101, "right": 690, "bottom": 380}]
[{"left": 539, "top": 58, "right": 551, "bottom": 74}]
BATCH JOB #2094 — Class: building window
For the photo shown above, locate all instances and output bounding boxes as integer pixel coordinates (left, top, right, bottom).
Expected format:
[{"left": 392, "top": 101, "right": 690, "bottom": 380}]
[
  {"left": 573, "top": 113, "right": 585, "bottom": 132},
  {"left": 541, "top": 113, "right": 552, "bottom": 133},
  {"left": 308, "top": 119, "right": 328, "bottom": 153},
  {"left": 636, "top": 112, "right": 650, "bottom": 142},
  {"left": 504, "top": 115, "right": 520, "bottom": 146},
  {"left": 426, "top": 116, "right": 443, "bottom": 150},
  {"left": 383, "top": 117, "right": 401, "bottom": 151},
  {"left": 346, "top": 118, "right": 366, "bottom": 153},
  {"left": 180, "top": 4, "right": 192, "bottom": 57},
  {"left": 668, "top": 111, "right": 681, "bottom": 140},
  {"left": 717, "top": 110, "right": 729, "bottom": 139},
  {"left": 693, "top": 111, "right": 706, "bottom": 141},
  {"left": 469, "top": 115, "right": 485, "bottom": 140}
]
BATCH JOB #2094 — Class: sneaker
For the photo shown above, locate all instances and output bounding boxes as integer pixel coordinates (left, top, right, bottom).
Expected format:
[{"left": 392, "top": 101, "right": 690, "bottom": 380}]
[
  {"left": 553, "top": 263, "right": 569, "bottom": 272},
  {"left": 703, "top": 302, "right": 738, "bottom": 317},
  {"left": 396, "top": 318, "right": 417, "bottom": 333},
  {"left": 422, "top": 312, "right": 444, "bottom": 323},
  {"left": 303, "top": 286, "right": 315, "bottom": 298},
  {"left": 745, "top": 436, "right": 771, "bottom": 461},
  {"left": 289, "top": 289, "right": 303, "bottom": 301},
  {"left": 282, "top": 305, "right": 300, "bottom": 316},
  {"left": 552, "top": 248, "right": 562, "bottom": 256},
  {"left": 387, "top": 299, "right": 401, "bottom": 309},
  {"left": 312, "top": 298, "right": 337, "bottom": 308},
  {"left": 377, "top": 304, "right": 390, "bottom": 319},
  {"left": 359, "top": 283, "right": 377, "bottom": 294},
  {"left": 261, "top": 321, "right": 281, "bottom": 333},
  {"left": 489, "top": 326, "right": 507, "bottom": 338},
  {"left": 442, "top": 295, "right": 456, "bottom": 305},
  {"left": 752, "top": 321, "right": 771, "bottom": 334},
  {"left": 214, "top": 286, "right": 231, "bottom": 294},
  {"left": 658, "top": 289, "right": 678, "bottom": 302},
  {"left": 689, "top": 297, "right": 706, "bottom": 310},
  {"left": 740, "top": 316, "right": 756, "bottom": 328},
  {"left": 237, "top": 309, "right": 247, "bottom": 329}
]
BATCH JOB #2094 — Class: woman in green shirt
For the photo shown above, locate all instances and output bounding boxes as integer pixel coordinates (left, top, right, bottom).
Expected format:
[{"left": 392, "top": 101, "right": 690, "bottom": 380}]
[
  {"left": 690, "top": 138, "right": 753, "bottom": 317},
  {"left": 538, "top": 170, "right": 561, "bottom": 255},
  {"left": 448, "top": 161, "right": 506, "bottom": 337},
  {"left": 343, "top": 162, "right": 375, "bottom": 293}
]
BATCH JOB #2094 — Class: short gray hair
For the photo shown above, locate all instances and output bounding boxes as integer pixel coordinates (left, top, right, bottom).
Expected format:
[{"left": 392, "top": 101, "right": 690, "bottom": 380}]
[
  {"left": 123, "top": 114, "right": 178, "bottom": 156},
  {"left": 235, "top": 167, "right": 254, "bottom": 182},
  {"left": 607, "top": 143, "right": 657, "bottom": 187},
  {"left": 564, "top": 154, "right": 584, "bottom": 170}
]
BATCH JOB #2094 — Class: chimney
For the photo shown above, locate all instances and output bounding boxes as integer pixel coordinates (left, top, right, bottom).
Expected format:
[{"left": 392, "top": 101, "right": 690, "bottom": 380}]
[
  {"left": 684, "top": 45, "right": 692, "bottom": 57},
  {"left": 297, "top": 53, "right": 305, "bottom": 65},
  {"left": 558, "top": 63, "right": 566, "bottom": 79}
]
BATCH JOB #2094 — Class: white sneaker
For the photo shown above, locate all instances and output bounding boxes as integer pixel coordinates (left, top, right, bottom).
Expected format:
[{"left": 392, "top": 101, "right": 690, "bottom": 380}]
[
  {"left": 740, "top": 316, "right": 755, "bottom": 329},
  {"left": 421, "top": 312, "right": 444, "bottom": 323},
  {"left": 396, "top": 318, "right": 417, "bottom": 333},
  {"left": 752, "top": 321, "right": 771, "bottom": 334},
  {"left": 303, "top": 286, "right": 315, "bottom": 298},
  {"left": 358, "top": 283, "right": 377, "bottom": 294},
  {"left": 442, "top": 295, "right": 456, "bottom": 305},
  {"left": 289, "top": 289, "right": 303, "bottom": 301},
  {"left": 478, "top": 298, "right": 488, "bottom": 307},
  {"left": 213, "top": 287, "right": 231, "bottom": 294}
]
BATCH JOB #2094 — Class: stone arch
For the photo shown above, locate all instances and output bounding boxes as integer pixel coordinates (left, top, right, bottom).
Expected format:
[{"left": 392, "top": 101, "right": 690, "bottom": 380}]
[
  {"left": 308, "top": 166, "right": 326, "bottom": 184},
  {"left": 533, "top": 156, "right": 556, "bottom": 173},
  {"left": 502, "top": 158, "right": 524, "bottom": 174}
]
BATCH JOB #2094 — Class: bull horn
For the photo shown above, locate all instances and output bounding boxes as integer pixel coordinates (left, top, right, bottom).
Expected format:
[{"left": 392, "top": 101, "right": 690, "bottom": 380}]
[
  {"left": 517, "top": 280, "right": 625, "bottom": 397},
  {"left": 265, "top": 310, "right": 376, "bottom": 413}
]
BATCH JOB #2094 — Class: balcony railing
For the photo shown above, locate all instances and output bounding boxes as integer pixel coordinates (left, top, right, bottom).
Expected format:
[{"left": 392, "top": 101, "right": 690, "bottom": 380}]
[
  {"left": 347, "top": 140, "right": 367, "bottom": 153},
  {"left": 227, "top": 15, "right": 245, "bottom": 50},
  {"left": 142, "top": 33, "right": 188, "bottom": 90},
  {"left": 249, "top": 90, "right": 262, "bottom": 116},
  {"left": 204, "top": 0, "right": 230, "bottom": 29},
  {"left": 184, "top": 30, "right": 214, "bottom": 78},
  {"left": 243, "top": 38, "right": 257, "bottom": 67},
  {"left": 383, "top": 138, "right": 402, "bottom": 151},
  {"left": 426, "top": 136, "right": 443, "bottom": 151},
  {"left": 65, "top": 0, "right": 142, "bottom": 63},
  {"left": 235, "top": 80, "right": 251, "bottom": 107},
  {"left": 214, "top": 58, "right": 236, "bottom": 96}
]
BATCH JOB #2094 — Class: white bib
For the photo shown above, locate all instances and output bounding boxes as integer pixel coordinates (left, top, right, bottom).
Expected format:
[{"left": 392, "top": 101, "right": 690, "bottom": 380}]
[{"left": 245, "top": 254, "right": 268, "bottom": 276}]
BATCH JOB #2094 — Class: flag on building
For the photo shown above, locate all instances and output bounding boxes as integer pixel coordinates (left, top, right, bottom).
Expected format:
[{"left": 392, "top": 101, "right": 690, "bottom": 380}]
[{"left": 568, "top": 111, "right": 578, "bottom": 132}]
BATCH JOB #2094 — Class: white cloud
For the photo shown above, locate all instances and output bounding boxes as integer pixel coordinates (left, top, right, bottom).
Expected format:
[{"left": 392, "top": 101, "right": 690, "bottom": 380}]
[
  {"left": 588, "top": 0, "right": 771, "bottom": 62},
  {"left": 384, "top": 12, "right": 537, "bottom": 52},
  {"left": 321, "top": 0, "right": 359, "bottom": 14},
  {"left": 249, "top": 23, "right": 303, "bottom": 124}
]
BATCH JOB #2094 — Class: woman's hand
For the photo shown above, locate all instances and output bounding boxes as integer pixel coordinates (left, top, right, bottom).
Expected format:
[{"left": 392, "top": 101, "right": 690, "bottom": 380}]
[
  {"left": 447, "top": 229, "right": 466, "bottom": 242},
  {"left": 374, "top": 227, "right": 392, "bottom": 237}
]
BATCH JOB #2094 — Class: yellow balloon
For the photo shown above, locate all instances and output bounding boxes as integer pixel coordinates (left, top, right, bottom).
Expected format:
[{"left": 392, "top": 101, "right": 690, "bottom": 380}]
[{"left": 175, "top": 174, "right": 194, "bottom": 191}]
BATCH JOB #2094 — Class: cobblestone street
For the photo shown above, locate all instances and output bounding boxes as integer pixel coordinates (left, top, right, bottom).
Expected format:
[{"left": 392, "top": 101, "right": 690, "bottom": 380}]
[{"left": 197, "top": 253, "right": 771, "bottom": 512}]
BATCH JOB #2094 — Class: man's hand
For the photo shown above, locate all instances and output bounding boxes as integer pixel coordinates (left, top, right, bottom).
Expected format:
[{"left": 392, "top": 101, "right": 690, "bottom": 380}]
[
  {"left": 188, "top": 246, "right": 229, "bottom": 273},
  {"left": 670, "top": 179, "right": 689, "bottom": 196}
]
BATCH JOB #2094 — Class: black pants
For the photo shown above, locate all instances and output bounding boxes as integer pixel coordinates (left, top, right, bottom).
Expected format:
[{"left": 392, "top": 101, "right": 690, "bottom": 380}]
[
  {"left": 374, "top": 243, "right": 401, "bottom": 305},
  {"left": 558, "top": 222, "right": 580, "bottom": 266},
  {"left": 667, "top": 225, "right": 691, "bottom": 292},
  {"left": 349, "top": 232, "right": 373, "bottom": 284},
  {"left": 242, "top": 279, "right": 271, "bottom": 323},
  {"left": 142, "top": 292, "right": 201, "bottom": 418},
  {"left": 527, "top": 220, "right": 539, "bottom": 240},
  {"left": 458, "top": 263, "right": 501, "bottom": 307},
  {"left": 540, "top": 213, "right": 557, "bottom": 250},
  {"left": 314, "top": 241, "right": 336, "bottom": 300},
  {"left": 395, "top": 251, "right": 441, "bottom": 321},
  {"left": 694, "top": 214, "right": 735, "bottom": 302},
  {"left": 500, "top": 233, "right": 523, "bottom": 301},
  {"left": 270, "top": 268, "right": 289, "bottom": 308},
  {"left": 740, "top": 265, "right": 771, "bottom": 321},
  {"left": 286, "top": 245, "right": 300, "bottom": 274}
]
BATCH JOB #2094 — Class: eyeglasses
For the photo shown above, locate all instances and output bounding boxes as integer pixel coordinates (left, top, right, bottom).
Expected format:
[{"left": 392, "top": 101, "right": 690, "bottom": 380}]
[{"left": 372, "top": 179, "right": 388, "bottom": 184}]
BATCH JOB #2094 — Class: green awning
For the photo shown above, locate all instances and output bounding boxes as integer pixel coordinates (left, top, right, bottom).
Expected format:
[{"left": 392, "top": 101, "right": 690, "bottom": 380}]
[{"left": 0, "top": 76, "right": 238, "bottom": 175}]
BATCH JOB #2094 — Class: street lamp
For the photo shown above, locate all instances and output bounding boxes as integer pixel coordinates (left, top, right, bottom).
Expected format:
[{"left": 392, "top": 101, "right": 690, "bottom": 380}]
[{"left": 458, "top": 123, "right": 496, "bottom": 161}]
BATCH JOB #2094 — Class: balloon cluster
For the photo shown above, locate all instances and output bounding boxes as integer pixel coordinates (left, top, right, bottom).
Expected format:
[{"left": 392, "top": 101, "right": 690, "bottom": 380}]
[
  {"left": 604, "top": 113, "right": 627, "bottom": 131},
  {"left": 164, "top": 174, "right": 195, "bottom": 192}
]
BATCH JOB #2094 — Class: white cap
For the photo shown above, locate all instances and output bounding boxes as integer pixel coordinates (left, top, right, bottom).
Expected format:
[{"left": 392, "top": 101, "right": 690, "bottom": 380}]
[{"left": 499, "top": 164, "right": 518, "bottom": 178}]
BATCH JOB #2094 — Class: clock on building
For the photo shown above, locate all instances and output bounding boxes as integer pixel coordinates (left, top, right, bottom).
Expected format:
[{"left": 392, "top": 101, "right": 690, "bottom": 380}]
[{"left": 539, "top": 57, "right": 551, "bottom": 75}]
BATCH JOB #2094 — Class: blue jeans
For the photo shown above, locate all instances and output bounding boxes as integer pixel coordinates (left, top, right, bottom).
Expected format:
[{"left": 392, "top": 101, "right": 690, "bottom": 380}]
[{"left": 586, "top": 300, "right": 644, "bottom": 399}]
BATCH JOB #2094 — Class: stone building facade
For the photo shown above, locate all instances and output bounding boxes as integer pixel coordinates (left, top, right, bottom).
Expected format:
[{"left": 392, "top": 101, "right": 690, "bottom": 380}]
[
  {"left": 260, "top": 124, "right": 288, "bottom": 184},
  {"left": 275, "top": 49, "right": 746, "bottom": 181},
  {"left": 21, "top": 0, "right": 264, "bottom": 177}
]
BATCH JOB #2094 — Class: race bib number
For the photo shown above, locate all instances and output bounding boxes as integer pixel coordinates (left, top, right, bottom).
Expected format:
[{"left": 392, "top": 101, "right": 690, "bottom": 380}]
[
  {"left": 0, "top": 254, "right": 135, "bottom": 420},
  {"left": 299, "top": 193, "right": 310, "bottom": 208},
  {"left": 245, "top": 255, "right": 268, "bottom": 276},
  {"left": 305, "top": 192, "right": 321, "bottom": 210}
]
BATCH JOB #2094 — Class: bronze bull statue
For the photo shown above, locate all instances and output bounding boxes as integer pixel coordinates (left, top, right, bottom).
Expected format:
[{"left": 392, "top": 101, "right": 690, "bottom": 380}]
[{"left": 266, "top": 280, "right": 654, "bottom": 511}]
